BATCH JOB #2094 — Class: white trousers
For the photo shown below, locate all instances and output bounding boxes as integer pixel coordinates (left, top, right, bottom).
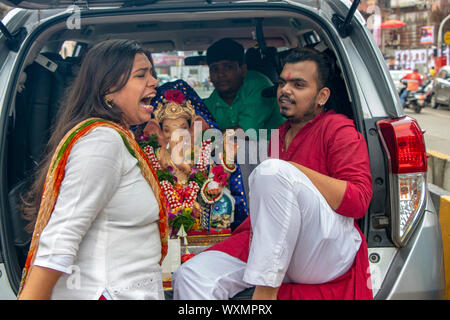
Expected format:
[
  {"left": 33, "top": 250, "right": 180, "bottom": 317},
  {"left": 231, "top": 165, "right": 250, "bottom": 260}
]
[{"left": 173, "top": 159, "right": 362, "bottom": 299}]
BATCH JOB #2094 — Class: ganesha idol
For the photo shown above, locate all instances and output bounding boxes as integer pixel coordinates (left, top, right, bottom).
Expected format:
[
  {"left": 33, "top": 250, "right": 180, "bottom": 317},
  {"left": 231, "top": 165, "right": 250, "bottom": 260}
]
[{"left": 137, "top": 89, "right": 238, "bottom": 238}]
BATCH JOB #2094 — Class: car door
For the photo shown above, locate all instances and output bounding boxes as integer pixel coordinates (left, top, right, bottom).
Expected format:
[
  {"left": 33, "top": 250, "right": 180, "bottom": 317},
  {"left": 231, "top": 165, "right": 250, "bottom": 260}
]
[
  {"left": 435, "top": 68, "right": 450, "bottom": 105},
  {"left": 442, "top": 69, "right": 450, "bottom": 105}
]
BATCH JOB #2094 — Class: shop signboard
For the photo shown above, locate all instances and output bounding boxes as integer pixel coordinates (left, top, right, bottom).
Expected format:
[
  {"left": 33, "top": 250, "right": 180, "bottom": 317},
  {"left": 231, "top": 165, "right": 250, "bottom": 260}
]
[{"left": 420, "top": 26, "right": 434, "bottom": 45}]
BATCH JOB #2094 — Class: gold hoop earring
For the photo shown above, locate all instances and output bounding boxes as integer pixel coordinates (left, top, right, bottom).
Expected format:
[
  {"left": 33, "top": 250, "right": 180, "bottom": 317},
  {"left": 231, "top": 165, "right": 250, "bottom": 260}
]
[{"left": 105, "top": 97, "right": 114, "bottom": 109}]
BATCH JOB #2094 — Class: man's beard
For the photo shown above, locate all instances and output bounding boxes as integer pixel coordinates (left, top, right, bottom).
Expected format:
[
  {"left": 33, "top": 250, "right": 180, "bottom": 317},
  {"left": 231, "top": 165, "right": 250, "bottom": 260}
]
[{"left": 279, "top": 93, "right": 319, "bottom": 124}]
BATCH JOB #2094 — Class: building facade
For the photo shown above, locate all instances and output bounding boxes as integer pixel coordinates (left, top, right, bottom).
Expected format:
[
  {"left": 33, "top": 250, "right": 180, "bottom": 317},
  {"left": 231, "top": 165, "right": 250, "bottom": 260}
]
[{"left": 360, "top": 0, "right": 450, "bottom": 71}]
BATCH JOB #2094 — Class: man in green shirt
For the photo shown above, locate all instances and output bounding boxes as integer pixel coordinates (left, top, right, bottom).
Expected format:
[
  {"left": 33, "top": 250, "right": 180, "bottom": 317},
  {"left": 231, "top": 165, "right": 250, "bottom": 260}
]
[{"left": 204, "top": 38, "right": 285, "bottom": 140}]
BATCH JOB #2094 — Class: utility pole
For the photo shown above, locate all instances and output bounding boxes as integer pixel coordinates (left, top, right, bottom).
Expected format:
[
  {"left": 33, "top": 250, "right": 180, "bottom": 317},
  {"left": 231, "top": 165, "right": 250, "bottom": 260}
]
[{"left": 437, "top": 13, "right": 450, "bottom": 57}]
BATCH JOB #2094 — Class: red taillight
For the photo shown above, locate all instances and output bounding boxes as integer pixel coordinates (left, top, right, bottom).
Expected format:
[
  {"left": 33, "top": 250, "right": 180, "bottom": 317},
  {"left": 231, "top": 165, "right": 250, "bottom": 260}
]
[
  {"left": 377, "top": 116, "right": 428, "bottom": 246},
  {"left": 377, "top": 116, "right": 427, "bottom": 174}
]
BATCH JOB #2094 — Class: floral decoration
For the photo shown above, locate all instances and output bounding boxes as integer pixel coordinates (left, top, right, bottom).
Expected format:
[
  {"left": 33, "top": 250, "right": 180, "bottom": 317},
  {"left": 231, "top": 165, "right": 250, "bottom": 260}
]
[
  {"left": 138, "top": 132, "right": 235, "bottom": 234},
  {"left": 164, "top": 89, "right": 186, "bottom": 104},
  {"left": 212, "top": 165, "right": 228, "bottom": 186}
]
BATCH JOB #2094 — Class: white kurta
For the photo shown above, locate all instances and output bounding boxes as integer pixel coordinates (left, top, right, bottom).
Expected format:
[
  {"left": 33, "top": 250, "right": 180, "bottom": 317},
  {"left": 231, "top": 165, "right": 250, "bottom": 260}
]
[{"left": 33, "top": 127, "right": 163, "bottom": 300}]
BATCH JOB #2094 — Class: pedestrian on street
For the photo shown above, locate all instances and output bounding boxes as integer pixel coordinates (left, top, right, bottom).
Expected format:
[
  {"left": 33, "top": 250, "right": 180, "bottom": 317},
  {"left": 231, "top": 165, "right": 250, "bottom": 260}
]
[{"left": 400, "top": 68, "right": 423, "bottom": 107}]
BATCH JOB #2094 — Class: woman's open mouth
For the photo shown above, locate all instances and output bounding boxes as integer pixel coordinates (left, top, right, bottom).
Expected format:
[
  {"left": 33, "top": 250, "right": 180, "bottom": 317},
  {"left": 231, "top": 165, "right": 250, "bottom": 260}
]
[{"left": 140, "top": 93, "right": 156, "bottom": 112}]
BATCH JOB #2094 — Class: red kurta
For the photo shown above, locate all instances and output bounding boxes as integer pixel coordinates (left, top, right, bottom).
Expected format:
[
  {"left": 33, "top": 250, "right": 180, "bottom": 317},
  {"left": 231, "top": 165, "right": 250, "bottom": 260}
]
[{"left": 208, "top": 110, "right": 374, "bottom": 300}]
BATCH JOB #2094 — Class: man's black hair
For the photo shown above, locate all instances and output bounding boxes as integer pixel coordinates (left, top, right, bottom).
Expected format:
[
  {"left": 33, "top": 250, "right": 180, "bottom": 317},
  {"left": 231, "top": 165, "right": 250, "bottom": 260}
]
[
  {"left": 283, "top": 48, "right": 333, "bottom": 89},
  {"left": 206, "top": 38, "right": 245, "bottom": 66},
  {"left": 282, "top": 47, "right": 354, "bottom": 119}
]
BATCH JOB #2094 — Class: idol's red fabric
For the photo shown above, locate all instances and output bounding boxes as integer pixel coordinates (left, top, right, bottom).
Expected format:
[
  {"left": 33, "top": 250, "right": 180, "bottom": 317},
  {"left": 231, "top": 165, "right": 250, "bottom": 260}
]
[{"left": 208, "top": 110, "right": 373, "bottom": 300}]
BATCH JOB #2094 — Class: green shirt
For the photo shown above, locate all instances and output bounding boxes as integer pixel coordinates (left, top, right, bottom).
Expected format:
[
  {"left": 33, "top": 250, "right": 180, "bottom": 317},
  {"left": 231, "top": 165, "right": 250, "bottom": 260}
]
[{"left": 204, "top": 70, "right": 285, "bottom": 140}]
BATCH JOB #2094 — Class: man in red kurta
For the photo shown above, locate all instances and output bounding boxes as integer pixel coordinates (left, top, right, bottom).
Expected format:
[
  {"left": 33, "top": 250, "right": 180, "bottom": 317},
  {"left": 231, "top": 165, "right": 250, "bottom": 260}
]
[{"left": 172, "top": 48, "right": 373, "bottom": 300}]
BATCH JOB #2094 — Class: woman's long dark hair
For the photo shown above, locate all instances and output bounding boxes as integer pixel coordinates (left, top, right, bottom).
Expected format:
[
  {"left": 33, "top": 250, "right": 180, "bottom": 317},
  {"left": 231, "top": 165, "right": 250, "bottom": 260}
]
[{"left": 22, "top": 39, "right": 151, "bottom": 231}]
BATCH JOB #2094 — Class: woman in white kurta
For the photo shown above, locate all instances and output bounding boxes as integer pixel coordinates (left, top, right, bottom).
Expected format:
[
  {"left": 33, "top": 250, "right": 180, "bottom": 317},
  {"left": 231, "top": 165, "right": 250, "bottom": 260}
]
[
  {"left": 18, "top": 39, "right": 165, "bottom": 300},
  {"left": 33, "top": 127, "right": 163, "bottom": 299}
]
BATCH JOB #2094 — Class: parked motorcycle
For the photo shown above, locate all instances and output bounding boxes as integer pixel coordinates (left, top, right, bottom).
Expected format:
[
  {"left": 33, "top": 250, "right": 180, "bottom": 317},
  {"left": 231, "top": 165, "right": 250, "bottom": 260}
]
[
  {"left": 422, "top": 80, "right": 434, "bottom": 108},
  {"left": 402, "top": 79, "right": 433, "bottom": 113},
  {"left": 404, "top": 91, "right": 422, "bottom": 113}
]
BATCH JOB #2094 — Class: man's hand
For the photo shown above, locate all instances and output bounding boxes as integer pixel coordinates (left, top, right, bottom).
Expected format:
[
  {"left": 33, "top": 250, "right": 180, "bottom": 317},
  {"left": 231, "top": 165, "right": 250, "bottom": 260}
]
[
  {"left": 287, "top": 161, "right": 347, "bottom": 211},
  {"left": 252, "top": 285, "right": 279, "bottom": 300}
]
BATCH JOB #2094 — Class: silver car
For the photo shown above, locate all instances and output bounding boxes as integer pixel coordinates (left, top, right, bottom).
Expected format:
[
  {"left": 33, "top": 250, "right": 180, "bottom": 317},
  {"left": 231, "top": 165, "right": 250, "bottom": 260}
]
[
  {"left": 0, "top": 0, "right": 445, "bottom": 299},
  {"left": 432, "top": 65, "right": 450, "bottom": 109}
]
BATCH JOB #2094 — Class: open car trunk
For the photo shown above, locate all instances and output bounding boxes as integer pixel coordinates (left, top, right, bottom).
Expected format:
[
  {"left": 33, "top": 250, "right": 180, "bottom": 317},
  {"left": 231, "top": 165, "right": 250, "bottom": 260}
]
[{"left": 1, "top": 1, "right": 393, "bottom": 297}]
